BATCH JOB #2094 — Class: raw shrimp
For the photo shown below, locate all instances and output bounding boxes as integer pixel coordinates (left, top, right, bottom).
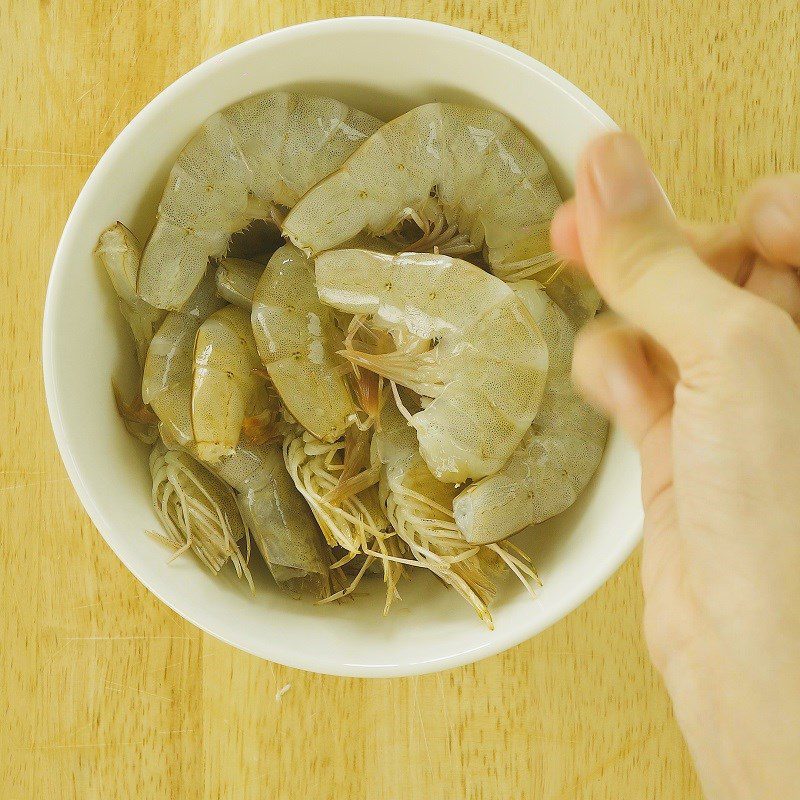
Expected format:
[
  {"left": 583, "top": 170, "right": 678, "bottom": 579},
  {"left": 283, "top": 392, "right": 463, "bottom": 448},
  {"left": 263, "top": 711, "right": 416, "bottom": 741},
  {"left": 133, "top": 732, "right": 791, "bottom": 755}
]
[
  {"left": 96, "top": 223, "right": 165, "bottom": 443},
  {"left": 315, "top": 249, "right": 549, "bottom": 482},
  {"left": 192, "top": 304, "right": 277, "bottom": 462},
  {"left": 96, "top": 222, "right": 166, "bottom": 367},
  {"left": 453, "top": 280, "right": 608, "bottom": 544},
  {"left": 214, "top": 258, "right": 263, "bottom": 309},
  {"left": 137, "top": 92, "right": 381, "bottom": 310},
  {"left": 372, "top": 400, "right": 538, "bottom": 626},
  {"left": 149, "top": 440, "right": 252, "bottom": 587},
  {"left": 283, "top": 103, "right": 562, "bottom": 277},
  {"left": 213, "top": 440, "right": 333, "bottom": 595},
  {"left": 251, "top": 244, "right": 356, "bottom": 442},
  {"left": 142, "top": 270, "right": 223, "bottom": 447}
]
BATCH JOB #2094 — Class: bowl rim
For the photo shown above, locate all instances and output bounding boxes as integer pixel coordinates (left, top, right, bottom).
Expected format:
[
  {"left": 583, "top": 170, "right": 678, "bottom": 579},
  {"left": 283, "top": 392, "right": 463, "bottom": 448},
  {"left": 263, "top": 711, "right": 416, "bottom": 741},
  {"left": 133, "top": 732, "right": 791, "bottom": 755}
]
[{"left": 42, "top": 16, "right": 642, "bottom": 677}]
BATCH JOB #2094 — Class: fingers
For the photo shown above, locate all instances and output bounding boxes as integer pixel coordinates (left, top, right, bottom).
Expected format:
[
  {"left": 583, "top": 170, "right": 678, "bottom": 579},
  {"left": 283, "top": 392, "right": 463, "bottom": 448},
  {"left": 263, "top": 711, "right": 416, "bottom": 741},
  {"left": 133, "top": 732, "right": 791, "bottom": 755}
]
[
  {"left": 572, "top": 133, "right": 742, "bottom": 366},
  {"left": 738, "top": 175, "right": 800, "bottom": 267},
  {"left": 572, "top": 313, "right": 674, "bottom": 447},
  {"left": 680, "top": 222, "right": 754, "bottom": 286},
  {"left": 550, "top": 199, "right": 583, "bottom": 263},
  {"left": 560, "top": 215, "right": 754, "bottom": 286},
  {"left": 682, "top": 221, "right": 800, "bottom": 320}
]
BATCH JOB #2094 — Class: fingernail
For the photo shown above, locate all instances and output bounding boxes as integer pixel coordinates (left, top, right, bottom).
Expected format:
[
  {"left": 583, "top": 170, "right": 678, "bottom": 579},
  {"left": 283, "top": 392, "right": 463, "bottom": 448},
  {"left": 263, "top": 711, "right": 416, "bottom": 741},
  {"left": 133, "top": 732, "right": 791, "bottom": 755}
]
[{"left": 588, "top": 134, "right": 659, "bottom": 215}]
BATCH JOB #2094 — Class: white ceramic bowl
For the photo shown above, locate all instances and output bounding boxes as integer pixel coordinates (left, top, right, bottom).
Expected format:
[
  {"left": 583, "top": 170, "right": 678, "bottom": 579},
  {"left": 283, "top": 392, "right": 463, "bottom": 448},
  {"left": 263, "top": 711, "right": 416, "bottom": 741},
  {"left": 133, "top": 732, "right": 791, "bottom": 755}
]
[{"left": 43, "top": 17, "right": 643, "bottom": 677}]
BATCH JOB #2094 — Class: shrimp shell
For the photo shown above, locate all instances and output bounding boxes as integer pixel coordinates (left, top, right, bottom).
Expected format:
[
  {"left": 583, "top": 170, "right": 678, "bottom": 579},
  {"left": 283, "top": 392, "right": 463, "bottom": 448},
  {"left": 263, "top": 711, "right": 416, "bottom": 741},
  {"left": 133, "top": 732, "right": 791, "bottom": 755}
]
[
  {"left": 283, "top": 103, "right": 561, "bottom": 276},
  {"left": 137, "top": 92, "right": 381, "bottom": 310},
  {"left": 214, "top": 258, "right": 264, "bottom": 310}
]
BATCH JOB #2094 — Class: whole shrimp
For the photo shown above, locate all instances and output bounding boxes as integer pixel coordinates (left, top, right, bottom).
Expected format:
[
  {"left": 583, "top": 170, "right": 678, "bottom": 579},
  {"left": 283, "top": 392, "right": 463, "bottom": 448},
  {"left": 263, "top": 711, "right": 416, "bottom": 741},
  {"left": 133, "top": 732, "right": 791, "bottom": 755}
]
[
  {"left": 137, "top": 92, "right": 381, "bottom": 310},
  {"left": 191, "top": 304, "right": 277, "bottom": 463},
  {"left": 453, "top": 280, "right": 608, "bottom": 544},
  {"left": 213, "top": 440, "right": 334, "bottom": 595},
  {"left": 372, "top": 400, "right": 539, "bottom": 626},
  {"left": 251, "top": 244, "right": 356, "bottom": 443},
  {"left": 315, "top": 249, "right": 549, "bottom": 482},
  {"left": 283, "top": 103, "right": 562, "bottom": 278},
  {"left": 142, "top": 269, "right": 224, "bottom": 447},
  {"left": 149, "top": 440, "right": 252, "bottom": 587}
]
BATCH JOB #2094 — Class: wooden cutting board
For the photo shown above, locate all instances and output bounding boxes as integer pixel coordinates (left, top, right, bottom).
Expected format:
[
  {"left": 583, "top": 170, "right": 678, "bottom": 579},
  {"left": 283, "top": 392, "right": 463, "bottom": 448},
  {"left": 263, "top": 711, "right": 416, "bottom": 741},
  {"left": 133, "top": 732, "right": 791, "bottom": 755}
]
[{"left": 3, "top": 1, "right": 796, "bottom": 796}]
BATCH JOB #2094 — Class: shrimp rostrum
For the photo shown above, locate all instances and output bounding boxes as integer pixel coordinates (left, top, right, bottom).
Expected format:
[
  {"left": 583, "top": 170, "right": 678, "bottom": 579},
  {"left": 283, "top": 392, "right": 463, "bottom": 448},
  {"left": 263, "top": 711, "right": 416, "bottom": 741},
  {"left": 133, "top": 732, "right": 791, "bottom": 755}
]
[
  {"left": 283, "top": 103, "right": 563, "bottom": 278},
  {"left": 136, "top": 92, "right": 381, "bottom": 311},
  {"left": 315, "top": 249, "right": 549, "bottom": 483}
]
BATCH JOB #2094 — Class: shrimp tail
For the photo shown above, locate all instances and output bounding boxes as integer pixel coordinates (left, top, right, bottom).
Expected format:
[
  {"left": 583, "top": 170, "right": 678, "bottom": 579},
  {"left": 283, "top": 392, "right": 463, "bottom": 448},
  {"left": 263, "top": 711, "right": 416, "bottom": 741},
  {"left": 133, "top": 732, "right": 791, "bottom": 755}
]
[
  {"left": 240, "top": 412, "right": 279, "bottom": 446},
  {"left": 112, "top": 381, "right": 159, "bottom": 444}
]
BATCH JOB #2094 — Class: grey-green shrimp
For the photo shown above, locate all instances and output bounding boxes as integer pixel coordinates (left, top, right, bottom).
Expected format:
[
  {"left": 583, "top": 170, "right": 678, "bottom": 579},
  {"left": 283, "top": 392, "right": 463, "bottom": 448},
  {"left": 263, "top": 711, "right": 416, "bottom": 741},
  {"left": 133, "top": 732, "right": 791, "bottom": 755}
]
[
  {"left": 283, "top": 103, "right": 562, "bottom": 277},
  {"left": 137, "top": 92, "right": 381, "bottom": 310}
]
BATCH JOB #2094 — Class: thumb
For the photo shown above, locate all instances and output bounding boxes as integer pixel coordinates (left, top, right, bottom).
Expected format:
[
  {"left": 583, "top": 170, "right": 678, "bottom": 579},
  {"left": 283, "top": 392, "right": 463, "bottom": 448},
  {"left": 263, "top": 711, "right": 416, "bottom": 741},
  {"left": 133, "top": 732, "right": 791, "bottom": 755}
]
[{"left": 575, "top": 133, "right": 741, "bottom": 366}]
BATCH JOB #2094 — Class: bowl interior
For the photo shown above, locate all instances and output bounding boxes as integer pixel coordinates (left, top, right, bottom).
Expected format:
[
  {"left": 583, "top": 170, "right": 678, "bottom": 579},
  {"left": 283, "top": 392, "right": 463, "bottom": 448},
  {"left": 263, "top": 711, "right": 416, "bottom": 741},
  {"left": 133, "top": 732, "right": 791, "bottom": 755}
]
[{"left": 44, "top": 18, "right": 642, "bottom": 676}]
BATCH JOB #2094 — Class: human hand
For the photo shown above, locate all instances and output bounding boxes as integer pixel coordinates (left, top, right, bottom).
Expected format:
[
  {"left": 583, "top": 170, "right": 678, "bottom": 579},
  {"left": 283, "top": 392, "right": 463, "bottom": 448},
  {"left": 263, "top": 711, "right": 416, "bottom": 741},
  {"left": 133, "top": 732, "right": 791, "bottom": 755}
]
[{"left": 550, "top": 133, "right": 800, "bottom": 800}]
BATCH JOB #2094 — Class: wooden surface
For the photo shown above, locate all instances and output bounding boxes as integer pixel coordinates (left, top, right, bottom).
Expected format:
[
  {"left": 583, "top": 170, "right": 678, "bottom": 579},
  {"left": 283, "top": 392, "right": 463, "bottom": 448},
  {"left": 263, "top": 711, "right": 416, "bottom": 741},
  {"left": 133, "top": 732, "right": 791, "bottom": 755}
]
[{"left": 2, "top": 1, "right": 797, "bottom": 797}]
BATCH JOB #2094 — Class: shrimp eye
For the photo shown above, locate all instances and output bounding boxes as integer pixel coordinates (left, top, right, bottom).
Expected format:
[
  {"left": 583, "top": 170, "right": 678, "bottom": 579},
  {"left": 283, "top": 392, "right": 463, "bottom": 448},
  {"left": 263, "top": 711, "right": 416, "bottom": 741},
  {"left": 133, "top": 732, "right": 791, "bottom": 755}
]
[{"left": 358, "top": 190, "right": 368, "bottom": 199}]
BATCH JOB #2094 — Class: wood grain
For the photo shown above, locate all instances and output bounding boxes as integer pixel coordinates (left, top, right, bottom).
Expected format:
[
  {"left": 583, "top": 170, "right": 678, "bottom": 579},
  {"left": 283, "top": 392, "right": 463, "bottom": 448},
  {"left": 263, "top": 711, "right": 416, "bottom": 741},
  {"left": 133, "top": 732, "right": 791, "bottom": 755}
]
[{"left": 2, "top": 1, "right": 797, "bottom": 797}]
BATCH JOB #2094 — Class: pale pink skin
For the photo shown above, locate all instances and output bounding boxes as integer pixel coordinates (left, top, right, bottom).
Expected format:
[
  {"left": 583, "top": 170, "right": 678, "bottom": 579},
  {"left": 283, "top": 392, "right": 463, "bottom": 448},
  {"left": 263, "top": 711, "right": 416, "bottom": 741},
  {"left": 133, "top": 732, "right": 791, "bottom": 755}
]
[{"left": 551, "top": 133, "right": 800, "bottom": 800}]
